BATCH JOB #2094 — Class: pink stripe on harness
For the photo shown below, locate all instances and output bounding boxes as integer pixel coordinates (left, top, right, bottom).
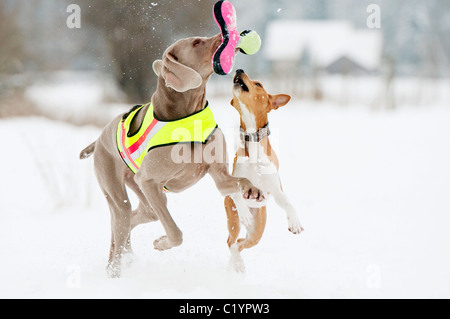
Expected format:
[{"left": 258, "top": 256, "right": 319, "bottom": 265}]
[{"left": 127, "top": 118, "right": 159, "bottom": 154}]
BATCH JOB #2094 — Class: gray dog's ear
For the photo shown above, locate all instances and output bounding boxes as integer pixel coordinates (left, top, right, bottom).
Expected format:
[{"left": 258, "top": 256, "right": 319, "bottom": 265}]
[
  {"left": 152, "top": 60, "right": 163, "bottom": 77},
  {"left": 154, "top": 54, "right": 202, "bottom": 92}
]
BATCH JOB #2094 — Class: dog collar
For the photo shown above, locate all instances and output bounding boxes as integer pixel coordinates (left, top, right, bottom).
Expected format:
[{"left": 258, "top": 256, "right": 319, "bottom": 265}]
[{"left": 240, "top": 123, "right": 270, "bottom": 142}]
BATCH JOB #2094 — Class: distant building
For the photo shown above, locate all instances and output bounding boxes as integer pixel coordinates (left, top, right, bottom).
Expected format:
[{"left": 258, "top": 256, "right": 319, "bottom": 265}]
[
  {"left": 325, "top": 56, "right": 371, "bottom": 75},
  {"left": 264, "top": 20, "right": 383, "bottom": 75}
]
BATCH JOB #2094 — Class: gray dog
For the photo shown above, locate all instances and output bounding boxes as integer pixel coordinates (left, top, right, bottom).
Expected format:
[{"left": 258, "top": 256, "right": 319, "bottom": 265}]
[{"left": 80, "top": 34, "right": 264, "bottom": 278}]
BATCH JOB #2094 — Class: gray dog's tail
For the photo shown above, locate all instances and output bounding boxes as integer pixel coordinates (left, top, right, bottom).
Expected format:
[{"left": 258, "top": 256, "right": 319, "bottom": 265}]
[{"left": 79, "top": 141, "right": 96, "bottom": 159}]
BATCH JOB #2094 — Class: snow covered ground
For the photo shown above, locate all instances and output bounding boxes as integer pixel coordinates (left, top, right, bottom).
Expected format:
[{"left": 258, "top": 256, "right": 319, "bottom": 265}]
[{"left": 1, "top": 83, "right": 450, "bottom": 298}]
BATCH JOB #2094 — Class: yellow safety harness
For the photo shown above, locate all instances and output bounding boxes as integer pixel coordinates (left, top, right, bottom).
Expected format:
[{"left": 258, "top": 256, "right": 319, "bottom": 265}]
[{"left": 117, "top": 102, "right": 218, "bottom": 174}]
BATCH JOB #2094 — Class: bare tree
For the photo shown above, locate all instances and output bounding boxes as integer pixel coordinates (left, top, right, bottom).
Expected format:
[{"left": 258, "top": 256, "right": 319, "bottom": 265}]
[
  {"left": 81, "top": 0, "right": 215, "bottom": 102},
  {"left": 0, "top": 3, "right": 25, "bottom": 74}
]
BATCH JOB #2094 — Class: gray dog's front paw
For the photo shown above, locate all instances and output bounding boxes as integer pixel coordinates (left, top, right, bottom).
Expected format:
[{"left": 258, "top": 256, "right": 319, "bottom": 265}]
[
  {"left": 153, "top": 235, "right": 183, "bottom": 251},
  {"left": 153, "top": 236, "right": 170, "bottom": 251},
  {"left": 239, "top": 179, "right": 265, "bottom": 202},
  {"left": 243, "top": 187, "right": 265, "bottom": 202}
]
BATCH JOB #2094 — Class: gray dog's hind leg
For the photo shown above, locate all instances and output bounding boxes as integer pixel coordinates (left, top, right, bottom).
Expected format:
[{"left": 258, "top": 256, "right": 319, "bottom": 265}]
[{"left": 94, "top": 150, "right": 132, "bottom": 278}]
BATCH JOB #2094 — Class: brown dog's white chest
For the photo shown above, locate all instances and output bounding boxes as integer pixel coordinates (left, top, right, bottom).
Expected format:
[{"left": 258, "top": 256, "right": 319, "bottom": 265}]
[{"left": 232, "top": 141, "right": 279, "bottom": 208}]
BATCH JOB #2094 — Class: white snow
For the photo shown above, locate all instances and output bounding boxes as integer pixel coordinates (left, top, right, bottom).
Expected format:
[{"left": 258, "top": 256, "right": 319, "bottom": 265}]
[
  {"left": 24, "top": 71, "right": 128, "bottom": 124},
  {"left": 1, "top": 89, "right": 450, "bottom": 298}
]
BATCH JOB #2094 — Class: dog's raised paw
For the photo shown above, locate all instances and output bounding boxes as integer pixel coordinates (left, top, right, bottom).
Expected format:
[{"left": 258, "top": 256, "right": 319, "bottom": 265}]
[
  {"left": 243, "top": 187, "right": 265, "bottom": 202},
  {"left": 288, "top": 217, "right": 304, "bottom": 235},
  {"left": 153, "top": 235, "right": 183, "bottom": 251},
  {"left": 153, "top": 236, "right": 172, "bottom": 251}
]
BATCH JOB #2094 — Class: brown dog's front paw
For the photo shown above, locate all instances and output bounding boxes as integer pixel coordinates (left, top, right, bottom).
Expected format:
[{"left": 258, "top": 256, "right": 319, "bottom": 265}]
[{"left": 288, "top": 216, "right": 304, "bottom": 235}]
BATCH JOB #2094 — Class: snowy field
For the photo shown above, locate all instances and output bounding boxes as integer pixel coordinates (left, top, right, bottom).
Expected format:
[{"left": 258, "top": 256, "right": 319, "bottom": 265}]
[{"left": 1, "top": 79, "right": 450, "bottom": 298}]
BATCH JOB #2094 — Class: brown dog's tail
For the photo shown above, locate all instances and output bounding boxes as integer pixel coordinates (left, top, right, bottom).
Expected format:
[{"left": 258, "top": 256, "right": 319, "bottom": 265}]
[{"left": 79, "top": 141, "right": 96, "bottom": 159}]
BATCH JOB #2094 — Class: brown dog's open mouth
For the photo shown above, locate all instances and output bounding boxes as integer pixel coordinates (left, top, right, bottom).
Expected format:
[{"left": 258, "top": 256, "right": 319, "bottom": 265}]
[{"left": 234, "top": 75, "right": 249, "bottom": 92}]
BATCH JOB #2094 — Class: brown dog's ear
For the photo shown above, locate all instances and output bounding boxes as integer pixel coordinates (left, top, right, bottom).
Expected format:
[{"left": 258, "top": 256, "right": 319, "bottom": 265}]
[
  {"left": 268, "top": 94, "right": 291, "bottom": 112},
  {"left": 153, "top": 54, "right": 202, "bottom": 92}
]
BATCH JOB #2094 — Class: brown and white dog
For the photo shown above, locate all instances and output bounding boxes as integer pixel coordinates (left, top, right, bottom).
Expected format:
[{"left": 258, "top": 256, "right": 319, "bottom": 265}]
[
  {"left": 225, "top": 69, "right": 304, "bottom": 272},
  {"left": 80, "top": 36, "right": 264, "bottom": 278}
]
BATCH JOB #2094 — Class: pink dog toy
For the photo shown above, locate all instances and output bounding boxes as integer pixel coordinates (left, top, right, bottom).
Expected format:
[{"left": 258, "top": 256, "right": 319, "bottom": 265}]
[
  {"left": 213, "top": 0, "right": 239, "bottom": 75},
  {"left": 212, "top": 1, "right": 262, "bottom": 75}
]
